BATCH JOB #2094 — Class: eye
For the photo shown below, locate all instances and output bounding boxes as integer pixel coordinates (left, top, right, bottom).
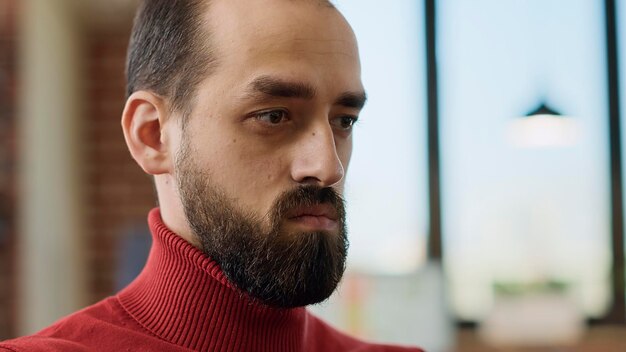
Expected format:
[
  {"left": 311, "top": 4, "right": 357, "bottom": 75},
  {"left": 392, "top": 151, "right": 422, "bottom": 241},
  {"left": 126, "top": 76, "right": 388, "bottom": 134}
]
[
  {"left": 254, "top": 109, "right": 288, "bottom": 124},
  {"left": 332, "top": 115, "right": 359, "bottom": 131}
]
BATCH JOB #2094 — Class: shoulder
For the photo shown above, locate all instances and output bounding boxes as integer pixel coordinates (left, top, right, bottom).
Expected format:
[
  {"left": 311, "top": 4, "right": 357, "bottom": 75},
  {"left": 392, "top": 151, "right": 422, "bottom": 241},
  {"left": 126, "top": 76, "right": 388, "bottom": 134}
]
[
  {"left": 304, "top": 311, "right": 424, "bottom": 352},
  {"left": 0, "top": 296, "right": 147, "bottom": 352},
  {"left": 0, "top": 335, "right": 90, "bottom": 352}
]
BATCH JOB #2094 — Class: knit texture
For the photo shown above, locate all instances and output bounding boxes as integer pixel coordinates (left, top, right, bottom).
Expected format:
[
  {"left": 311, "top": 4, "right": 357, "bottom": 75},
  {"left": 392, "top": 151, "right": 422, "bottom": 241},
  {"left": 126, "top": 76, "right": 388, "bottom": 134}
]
[{"left": 1, "top": 209, "right": 423, "bottom": 351}]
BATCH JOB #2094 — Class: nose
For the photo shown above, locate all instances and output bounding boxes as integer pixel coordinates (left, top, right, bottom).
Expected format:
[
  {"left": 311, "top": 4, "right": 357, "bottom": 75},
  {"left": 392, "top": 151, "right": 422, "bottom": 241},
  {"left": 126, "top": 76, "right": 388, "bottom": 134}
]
[{"left": 290, "top": 124, "right": 344, "bottom": 187}]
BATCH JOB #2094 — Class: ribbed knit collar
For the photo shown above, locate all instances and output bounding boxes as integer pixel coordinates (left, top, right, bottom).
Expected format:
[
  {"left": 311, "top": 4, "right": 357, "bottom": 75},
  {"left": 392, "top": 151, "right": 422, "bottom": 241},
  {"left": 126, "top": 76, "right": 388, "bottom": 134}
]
[{"left": 117, "top": 208, "right": 308, "bottom": 352}]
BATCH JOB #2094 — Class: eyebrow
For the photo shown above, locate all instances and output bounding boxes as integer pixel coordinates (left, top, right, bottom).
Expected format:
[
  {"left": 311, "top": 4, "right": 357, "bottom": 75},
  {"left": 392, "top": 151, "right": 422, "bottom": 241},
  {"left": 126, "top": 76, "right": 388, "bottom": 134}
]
[
  {"left": 249, "top": 75, "right": 316, "bottom": 100},
  {"left": 246, "top": 75, "right": 367, "bottom": 109},
  {"left": 335, "top": 91, "right": 367, "bottom": 110}
]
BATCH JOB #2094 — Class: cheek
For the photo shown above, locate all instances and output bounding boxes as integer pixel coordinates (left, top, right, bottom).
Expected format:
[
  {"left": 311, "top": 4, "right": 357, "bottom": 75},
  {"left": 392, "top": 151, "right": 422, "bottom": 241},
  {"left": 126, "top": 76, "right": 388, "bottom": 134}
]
[
  {"left": 187, "top": 109, "right": 292, "bottom": 204},
  {"left": 212, "top": 139, "right": 288, "bottom": 204},
  {"left": 240, "top": 154, "right": 284, "bottom": 188}
]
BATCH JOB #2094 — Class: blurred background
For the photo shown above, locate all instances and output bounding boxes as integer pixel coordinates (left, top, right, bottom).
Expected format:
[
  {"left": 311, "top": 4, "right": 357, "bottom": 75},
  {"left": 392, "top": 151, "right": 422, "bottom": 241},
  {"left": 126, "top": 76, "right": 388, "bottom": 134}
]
[{"left": 1, "top": 0, "right": 626, "bottom": 351}]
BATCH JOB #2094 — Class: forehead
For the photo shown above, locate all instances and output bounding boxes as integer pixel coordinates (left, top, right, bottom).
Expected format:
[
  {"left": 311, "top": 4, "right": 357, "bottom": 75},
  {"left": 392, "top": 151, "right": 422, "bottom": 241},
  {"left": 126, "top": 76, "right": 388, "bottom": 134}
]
[{"left": 202, "top": 0, "right": 362, "bottom": 92}]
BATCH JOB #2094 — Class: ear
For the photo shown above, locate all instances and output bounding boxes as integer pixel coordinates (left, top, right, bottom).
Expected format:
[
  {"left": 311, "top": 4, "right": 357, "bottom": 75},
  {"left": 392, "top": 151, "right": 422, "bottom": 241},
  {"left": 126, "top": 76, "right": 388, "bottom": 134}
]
[{"left": 121, "top": 91, "right": 174, "bottom": 175}]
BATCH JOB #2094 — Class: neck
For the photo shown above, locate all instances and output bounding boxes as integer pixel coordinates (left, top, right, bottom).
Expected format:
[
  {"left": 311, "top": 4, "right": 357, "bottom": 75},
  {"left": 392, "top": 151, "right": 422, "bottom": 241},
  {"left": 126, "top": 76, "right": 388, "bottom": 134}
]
[{"left": 155, "top": 176, "right": 200, "bottom": 248}]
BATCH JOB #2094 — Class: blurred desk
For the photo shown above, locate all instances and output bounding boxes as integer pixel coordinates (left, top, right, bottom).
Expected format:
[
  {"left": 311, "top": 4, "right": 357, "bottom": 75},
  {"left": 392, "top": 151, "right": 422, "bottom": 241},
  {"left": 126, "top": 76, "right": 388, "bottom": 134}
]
[{"left": 455, "top": 325, "right": 626, "bottom": 352}]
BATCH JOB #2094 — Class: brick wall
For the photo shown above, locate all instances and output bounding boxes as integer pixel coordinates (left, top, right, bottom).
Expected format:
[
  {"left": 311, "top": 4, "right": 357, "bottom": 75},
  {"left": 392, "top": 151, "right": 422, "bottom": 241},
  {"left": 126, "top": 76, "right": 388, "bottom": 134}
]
[
  {"left": 84, "top": 30, "right": 156, "bottom": 303},
  {"left": 0, "top": 5, "right": 154, "bottom": 335},
  {"left": 0, "top": 0, "right": 17, "bottom": 340},
  {"left": 0, "top": 2, "right": 151, "bottom": 338}
]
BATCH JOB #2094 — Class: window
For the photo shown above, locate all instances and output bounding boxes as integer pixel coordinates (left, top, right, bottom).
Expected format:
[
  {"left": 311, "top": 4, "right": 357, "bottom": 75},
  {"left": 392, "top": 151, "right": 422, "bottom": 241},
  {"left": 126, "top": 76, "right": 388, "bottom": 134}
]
[
  {"left": 337, "top": 0, "right": 429, "bottom": 275},
  {"left": 439, "top": 0, "right": 611, "bottom": 321}
]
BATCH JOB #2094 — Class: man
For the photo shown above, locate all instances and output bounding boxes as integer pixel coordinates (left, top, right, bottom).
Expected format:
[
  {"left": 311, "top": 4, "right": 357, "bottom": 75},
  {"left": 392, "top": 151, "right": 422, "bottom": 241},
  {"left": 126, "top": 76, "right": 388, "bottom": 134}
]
[{"left": 1, "top": 0, "right": 423, "bottom": 351}]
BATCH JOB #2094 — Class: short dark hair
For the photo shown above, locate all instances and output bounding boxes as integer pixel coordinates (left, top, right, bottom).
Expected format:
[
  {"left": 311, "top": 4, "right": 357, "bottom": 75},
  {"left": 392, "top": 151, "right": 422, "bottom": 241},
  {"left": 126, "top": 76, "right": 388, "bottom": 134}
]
[{"left": 126, "top": 0, "right": 214, "bottom": 115}]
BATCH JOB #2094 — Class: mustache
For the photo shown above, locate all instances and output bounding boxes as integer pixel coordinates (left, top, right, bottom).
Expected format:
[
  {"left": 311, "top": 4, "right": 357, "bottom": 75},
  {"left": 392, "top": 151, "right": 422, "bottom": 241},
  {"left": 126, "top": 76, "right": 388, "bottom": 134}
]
[{"left": 269, "top": 185, "right": 346, "bottom": 224}]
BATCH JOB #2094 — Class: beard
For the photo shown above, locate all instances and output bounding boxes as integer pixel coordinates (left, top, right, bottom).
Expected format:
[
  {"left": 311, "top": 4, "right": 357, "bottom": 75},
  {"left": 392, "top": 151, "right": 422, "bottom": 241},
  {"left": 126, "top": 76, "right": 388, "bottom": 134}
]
[{"left": 174, "top": 141, "right": 348, "bottom": 308}]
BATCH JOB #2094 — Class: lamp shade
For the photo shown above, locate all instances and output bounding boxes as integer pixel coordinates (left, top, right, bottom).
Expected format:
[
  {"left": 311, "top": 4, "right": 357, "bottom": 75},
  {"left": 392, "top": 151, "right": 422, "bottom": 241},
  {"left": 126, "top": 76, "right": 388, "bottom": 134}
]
[
  {"left": 507, "top": 102, "right": 579, "bottom": 148},
  {"left": 525, "top": 103, "right": 561, "bottom": 117}
]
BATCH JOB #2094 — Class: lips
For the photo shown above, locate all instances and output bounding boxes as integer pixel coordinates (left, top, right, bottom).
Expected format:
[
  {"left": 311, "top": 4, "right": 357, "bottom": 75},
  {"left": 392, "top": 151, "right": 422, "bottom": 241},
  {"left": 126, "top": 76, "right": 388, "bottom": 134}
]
[
  {"left": 287, "top": 204, "right": 338, "bottom": 221},
  {"left": 286, "top": 204, "right": 339, "bottom": 231}
]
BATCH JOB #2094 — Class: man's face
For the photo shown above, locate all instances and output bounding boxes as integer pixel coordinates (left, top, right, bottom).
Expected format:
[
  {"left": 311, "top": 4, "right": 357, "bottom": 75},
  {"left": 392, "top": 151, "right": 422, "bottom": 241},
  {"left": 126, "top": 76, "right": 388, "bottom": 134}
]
[{"left": 173, "top": 0, "right": 365, "bottom": 307}]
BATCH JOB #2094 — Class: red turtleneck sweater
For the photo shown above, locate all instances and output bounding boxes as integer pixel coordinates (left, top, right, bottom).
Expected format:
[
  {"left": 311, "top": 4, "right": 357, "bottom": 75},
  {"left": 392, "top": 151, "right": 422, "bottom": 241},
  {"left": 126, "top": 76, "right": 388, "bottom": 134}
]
[{"left": 1, "top": 209, "right": 423, "bottom": 352}]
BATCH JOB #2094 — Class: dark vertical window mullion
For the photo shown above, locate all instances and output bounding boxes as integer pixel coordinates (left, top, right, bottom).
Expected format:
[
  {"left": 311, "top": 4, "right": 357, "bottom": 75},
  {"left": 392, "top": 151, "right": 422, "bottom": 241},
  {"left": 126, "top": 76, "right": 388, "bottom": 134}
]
[
  {"left": 425, "top": 0, "right": 442, "bottom": 261},
  {"left": 605, "top": 0, "right": 626, "bottom": 324}
]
